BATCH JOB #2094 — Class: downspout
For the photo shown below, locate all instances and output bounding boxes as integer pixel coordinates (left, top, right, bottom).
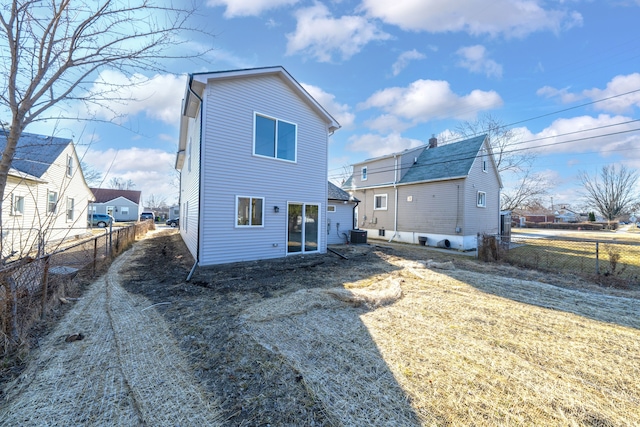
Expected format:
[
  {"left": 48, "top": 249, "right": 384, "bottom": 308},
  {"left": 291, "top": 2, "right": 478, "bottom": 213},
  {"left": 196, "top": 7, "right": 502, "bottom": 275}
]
[
  {"left": 389, "top": 154, "right": 399, "bottom": 242},
  {"left": 186, "top": 75, "right": 203, "bottom": 282}
]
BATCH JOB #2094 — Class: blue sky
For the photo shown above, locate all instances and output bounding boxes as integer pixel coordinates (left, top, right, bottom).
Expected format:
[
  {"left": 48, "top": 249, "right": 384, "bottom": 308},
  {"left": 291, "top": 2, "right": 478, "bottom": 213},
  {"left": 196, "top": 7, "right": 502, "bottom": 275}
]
[{"left": 24, "top": 0, "right": 640, "bottom": 209}]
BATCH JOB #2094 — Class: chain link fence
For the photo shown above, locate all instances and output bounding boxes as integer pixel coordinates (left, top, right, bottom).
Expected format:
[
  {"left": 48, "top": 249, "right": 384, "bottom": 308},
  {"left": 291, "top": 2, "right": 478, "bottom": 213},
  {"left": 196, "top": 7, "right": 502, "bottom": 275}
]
[
  {"left": 478, "top": 233, "right": 640, "bottom": 288},
  {"left": 0, "top": 221, "right": 155, "bottom": 355}
]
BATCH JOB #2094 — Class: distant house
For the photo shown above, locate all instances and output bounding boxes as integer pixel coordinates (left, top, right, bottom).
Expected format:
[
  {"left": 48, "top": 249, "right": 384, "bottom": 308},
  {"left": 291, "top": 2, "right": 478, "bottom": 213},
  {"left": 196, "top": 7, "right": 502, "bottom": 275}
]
[
  {"left": 175, "top": 66, "right": 340, "bottom": 266},
  {"left": 89, "top": 188, "right": 142, "bottom": 222},
  {"left": 1, "top": 131, "right": 94, "bottom": 257},
  {"left": 327, "top": 182, "right": 359, "bottom": 245},
  {"left": 343, "top": 135, "right": 502, "bottom": 251}
]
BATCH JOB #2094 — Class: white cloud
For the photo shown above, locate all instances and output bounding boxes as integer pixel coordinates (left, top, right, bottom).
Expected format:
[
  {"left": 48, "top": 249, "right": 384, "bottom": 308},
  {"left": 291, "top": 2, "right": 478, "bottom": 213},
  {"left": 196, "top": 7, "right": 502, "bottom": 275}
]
[
  {"left": 360, "top": 0, "right": 582, "bottom": 37},
  {"left": 537, "top": 73, "right": 640, "bottom": 114},
  {"left": 83, "top": 147, "right": 178, "bottom": 204},
  {"left": 206, "top": 0, "right": 299, "bottom": 17},
  {"left": 392, "top": 49, "right": 426, "bottom": 76},
  {"left": 359, "top": 79, "right": 503, "bottom": 130},
  {"left": 346, "top": 132, "right": 424, "bottom": 157},
  {"left": 286, "top": 3, "right": 392, "bottom": 62},
  {"left": 302, "top": 83, "right": 355, "bottom": 129},
  {"left": 84, "top": 71, "right": 185, "bottom": 126},
  {"left": 364, "top": 114, "right": 413, "bottom": 133},
  {"left": 456, "top": 45, "right": 503, "bottom": 78},
  {"left": 516, "top": 114, "right": 640, "bottom": 158}
]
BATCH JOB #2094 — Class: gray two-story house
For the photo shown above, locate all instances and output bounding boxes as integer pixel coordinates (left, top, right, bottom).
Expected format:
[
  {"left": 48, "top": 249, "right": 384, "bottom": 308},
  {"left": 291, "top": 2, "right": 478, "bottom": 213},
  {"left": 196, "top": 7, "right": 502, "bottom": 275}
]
[
  {"left": 175, "top": 66, "right": 340, "bottom": 266},
  {"left": 343, "top": 135, "right": 502, "bottom": 251}
]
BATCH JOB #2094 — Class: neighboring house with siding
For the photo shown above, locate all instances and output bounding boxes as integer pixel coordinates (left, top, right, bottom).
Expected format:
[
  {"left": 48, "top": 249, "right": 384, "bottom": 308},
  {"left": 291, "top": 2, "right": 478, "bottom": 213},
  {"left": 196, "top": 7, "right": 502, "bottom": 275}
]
[
  {"left": 175, "top": 66, "right": 340, "bottom": 266},
  {"left": 343, "top": 135, "right": 502, "bottom": 251},
  {"left": 1, "top": 131, "right": 94, "bottom": 258},
  {"left": 327, "top": 182, "right": 359, "bottom": 245},
  {"left": 89, "top": 188, "right": 142, "bottom": 222}
]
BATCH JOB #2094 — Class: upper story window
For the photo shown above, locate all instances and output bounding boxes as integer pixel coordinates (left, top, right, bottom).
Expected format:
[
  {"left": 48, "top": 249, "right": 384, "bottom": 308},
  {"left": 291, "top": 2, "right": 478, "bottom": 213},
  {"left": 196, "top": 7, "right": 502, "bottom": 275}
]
[
  {"left": 254, "top": 113, "right": 297, "bottom": 162},
  {"left": 67, "top": 155, "right": 73, "bottom": 177},
  {"left": 482, "top": 159, "right": 487, "bottom": 172},
  {"left": 47, "top": 191, "right": 58, "bottom": 214},
  {"left": 374, "top": 194, "right": 387, "bottom": 210},
  {"left": 361, "top": 166, "right": 368, "bottom": 181},
  {"left": 237, "top": 196, "right": 264, "bottom": 227},
  {"left": 477, "top": 191, "right": 486, "bottom": 208}
]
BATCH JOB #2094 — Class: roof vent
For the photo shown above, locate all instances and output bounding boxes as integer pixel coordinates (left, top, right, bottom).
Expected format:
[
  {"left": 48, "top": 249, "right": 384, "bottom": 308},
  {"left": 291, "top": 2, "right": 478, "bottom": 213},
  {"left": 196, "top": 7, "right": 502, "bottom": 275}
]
[{"left": 428, "top": 135, "right": 437, "bottom": 149}]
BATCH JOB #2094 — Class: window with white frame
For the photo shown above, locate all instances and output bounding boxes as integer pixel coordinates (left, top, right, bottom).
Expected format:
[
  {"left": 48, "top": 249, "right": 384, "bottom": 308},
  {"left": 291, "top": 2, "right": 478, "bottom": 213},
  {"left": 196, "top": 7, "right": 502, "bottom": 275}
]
[
  {"left": 12, "top": 194, "right": 24, "bottom": 215},
  {"left": 237, "top": 196, "right": 264, "bottom": 227},
  {"left": 254, "top": 113, "right": 296, "bottom": 161},
  {"left": 121, "top": 206, "right": 129, "bottom": 216},
  {"left": 66, "top": 197, "right": 74, "bottom": 221},
  {"left": 482, "top": 159, "right": 487, "bottom": 172},
  {"left": 327, "top": 205, "right": 336, "bottom": 213},
  {"left": 361, "top": 166, "right": 368, "bottom": 181},
  {"left": 374, "top": 194, "right": 387, "bottom": 210},
  {"left": 477, "top": 191, "right": 486, "bottom": 207},
  {"left": 67, "top": 155, "right": 73, "bottom": 177},
  {"left": 47, "top": 191, "right": 58, "bottom": 213}
]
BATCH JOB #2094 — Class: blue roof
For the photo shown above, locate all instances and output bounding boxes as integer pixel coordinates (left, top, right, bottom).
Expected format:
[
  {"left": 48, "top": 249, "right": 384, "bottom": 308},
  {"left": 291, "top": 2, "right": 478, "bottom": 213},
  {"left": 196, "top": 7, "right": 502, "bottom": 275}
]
[
  {"left": 0, "top": 131, "right": 71, "bottom": 178},
  {"left": 399, "top": 134, "right": 487, "bottom": 184}
]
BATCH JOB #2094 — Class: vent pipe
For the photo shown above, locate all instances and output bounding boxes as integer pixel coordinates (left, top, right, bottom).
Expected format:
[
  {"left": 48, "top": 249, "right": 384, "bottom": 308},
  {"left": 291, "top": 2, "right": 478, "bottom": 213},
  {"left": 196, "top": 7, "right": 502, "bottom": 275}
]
[{"left": 428, "top": 135, "right": 437, "bottom": 149}]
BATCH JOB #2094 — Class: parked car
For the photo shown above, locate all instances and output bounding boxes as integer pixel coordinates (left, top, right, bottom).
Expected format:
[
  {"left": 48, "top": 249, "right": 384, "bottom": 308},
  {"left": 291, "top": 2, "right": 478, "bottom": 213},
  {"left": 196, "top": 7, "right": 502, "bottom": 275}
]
[
  {"left": 140, "top": 211, "right": 155, "bottom": 221},
  {"left": 88, "top": 213, "right": 114, "bottom": 228},
  {"left": 166, "top": 218, "right": 179, "bottom": 227}
]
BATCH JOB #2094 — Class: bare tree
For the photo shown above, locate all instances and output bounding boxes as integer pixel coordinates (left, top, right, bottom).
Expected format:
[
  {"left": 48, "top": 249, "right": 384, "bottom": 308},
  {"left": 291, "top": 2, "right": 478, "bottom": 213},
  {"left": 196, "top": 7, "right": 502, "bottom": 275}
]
[
  {"left": 501, "top": 170, "right": 552, "bottom": 212},
  {"left": 145, "top": 193, "right": 167, "bottom": 211},
  {"left": 107, "top": 177, "right": 135, "bottom": 190},
  {"left": 578, "top": 165, "right": 639, "bottom": 221},
  {"left": 0, "top": 0, "right": 212, "bottom": 225},
  {"left": 80, "top": 161, "right": 103, "bottom": 186},
  {"left": 453, "top": 113, "right": 550, "bottom": 211}
]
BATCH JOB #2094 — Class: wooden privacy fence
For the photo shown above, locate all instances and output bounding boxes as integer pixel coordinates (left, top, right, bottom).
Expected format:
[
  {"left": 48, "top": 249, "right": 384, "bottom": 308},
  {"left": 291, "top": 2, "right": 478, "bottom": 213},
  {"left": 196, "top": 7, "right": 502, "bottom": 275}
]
[
  {"left": 0, "top": 221, "right": 153, "bottom": 355},
  {"left": 478, "top": 233, "right": 640, "bottom": 287}
]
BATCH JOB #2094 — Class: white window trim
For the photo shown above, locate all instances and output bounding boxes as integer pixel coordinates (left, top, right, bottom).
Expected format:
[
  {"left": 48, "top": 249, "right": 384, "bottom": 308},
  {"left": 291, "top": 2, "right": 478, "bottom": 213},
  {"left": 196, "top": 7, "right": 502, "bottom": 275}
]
[
  {"left": 327, "top": 205, "right": 336, "bottom": 213},
  {"left": 66, "top": 154, "right": 73, "bottom": 177},
  {"left": 477, "top": 191, "right": 487, "bottom": 208},
  {"left": 253, "top": 112, "right": 298, "bottom": 163},
  {"left": 11, "top": 193, "right": 24, "bottom": 216},
  {"left": 361, "top": 166, "right": 368, "bottom": 181},
  {"left": 66, "top": 197, "right": 74, "bottom": 222},
  {"left": 235, "top": 196, "right": 265, "bottom": 228},
  {"left": 374, "top": 194, "right": 388, "bottom": 210},
  {"left": 482, "top": 159, "right": 487, "bottom": 173},
  {"left": 47, "top": 190, "right": 58, "bottom": 214}
]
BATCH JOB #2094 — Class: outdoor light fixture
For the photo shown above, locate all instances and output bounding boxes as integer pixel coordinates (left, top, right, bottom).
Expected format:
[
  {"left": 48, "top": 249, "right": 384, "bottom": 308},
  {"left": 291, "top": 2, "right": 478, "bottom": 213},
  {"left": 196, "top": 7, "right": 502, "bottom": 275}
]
[{"left": 274, "top": 206, "right": 280, "bottom": 213}]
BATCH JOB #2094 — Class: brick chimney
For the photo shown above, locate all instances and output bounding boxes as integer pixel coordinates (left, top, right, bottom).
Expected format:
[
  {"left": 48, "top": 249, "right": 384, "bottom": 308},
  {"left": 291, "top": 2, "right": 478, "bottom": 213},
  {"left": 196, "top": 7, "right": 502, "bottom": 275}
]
[{"left": 428, "top": 135, "right": 437, "bottom": 149}]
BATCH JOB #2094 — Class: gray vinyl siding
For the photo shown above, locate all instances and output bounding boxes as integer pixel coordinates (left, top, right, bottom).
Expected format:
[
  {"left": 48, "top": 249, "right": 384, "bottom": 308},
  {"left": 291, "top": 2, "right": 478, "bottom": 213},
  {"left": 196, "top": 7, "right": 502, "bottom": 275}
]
[
  {"left": 463, "top": 146, "right": 501, "bottom": 235},
  {"left": 397, "top": 180, "right": 464, "bottom": 233},
  {"left": 92, "top": 197, "right": 139, "bottom": 221},
  {"left": 352, "top": 157, "right": 395, "bottom": 188},
  {"left": 179, "top": 105, "right": 202, "bottom": 262},
  {"left": 327, "top": 202, "right": 355, "bottom": 245},
  {"left": 352, "top": 187, "right": 395, "bottom": 232},
  {"left": 198, "top": 74, "right": 328, "bottom": 265}
]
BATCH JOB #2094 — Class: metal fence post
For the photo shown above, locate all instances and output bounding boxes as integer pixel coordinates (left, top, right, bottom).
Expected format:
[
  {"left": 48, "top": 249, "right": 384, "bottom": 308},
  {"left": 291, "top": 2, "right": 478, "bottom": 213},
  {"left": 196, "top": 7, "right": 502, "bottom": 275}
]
[
  {"left": 41, "top": 256, "right": 51, "bottom": 320},
  {"left": 93, "top": 237, "right": 98, "bottom": 276},
  {"left": 595, "top": 241, "right": 599, "bottom": 275}
]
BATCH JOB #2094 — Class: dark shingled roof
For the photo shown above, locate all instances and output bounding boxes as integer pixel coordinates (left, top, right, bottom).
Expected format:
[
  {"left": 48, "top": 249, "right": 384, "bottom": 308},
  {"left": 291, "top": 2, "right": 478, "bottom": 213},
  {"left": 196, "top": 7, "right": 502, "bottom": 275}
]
[
  {"left": 328, "top": 181, "right": 359, "bottom": 202},
  {"left": 0, "top": 130, "right": 71, "bottom": 178},
  {"left": 399, "top": 134, "right": 487, "bottom": 184},
  {"left": 90, "top": 188, "right": 142, "bottom": 204}
]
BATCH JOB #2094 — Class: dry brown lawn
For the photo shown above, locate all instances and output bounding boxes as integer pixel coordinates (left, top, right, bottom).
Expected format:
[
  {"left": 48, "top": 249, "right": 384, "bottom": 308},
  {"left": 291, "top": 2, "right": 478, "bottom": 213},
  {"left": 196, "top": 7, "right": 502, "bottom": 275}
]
[{"left": 3, "top": 230, "right": 639, "bottom": 426}]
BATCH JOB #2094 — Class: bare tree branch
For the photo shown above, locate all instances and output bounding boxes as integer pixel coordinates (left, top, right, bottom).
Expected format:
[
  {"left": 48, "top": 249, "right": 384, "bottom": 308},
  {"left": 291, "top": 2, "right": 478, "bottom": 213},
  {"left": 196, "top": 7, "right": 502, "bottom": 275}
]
[{"left": 578, "top": 165, "right": 639, "bottom": 221}]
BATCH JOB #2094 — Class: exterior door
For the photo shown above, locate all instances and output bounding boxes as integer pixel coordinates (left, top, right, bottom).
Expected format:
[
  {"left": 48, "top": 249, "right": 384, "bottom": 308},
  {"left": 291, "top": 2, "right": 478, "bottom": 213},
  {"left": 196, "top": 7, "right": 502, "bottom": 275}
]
[{"left": 287, "top": 203, "right": 319, "bottom": 254}]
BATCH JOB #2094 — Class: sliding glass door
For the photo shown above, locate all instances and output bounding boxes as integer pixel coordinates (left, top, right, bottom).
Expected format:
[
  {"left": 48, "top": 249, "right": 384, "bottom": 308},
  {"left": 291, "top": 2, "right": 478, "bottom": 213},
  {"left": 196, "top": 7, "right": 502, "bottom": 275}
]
[{"left": 287, "top": 203, "right": 319, "bottom": 254}]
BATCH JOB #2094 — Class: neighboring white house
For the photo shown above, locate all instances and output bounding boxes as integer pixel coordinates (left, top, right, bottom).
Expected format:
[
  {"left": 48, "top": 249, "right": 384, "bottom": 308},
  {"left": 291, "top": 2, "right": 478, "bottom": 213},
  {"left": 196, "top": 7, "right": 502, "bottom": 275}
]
[
  {"left": 1, "top": 131, "right": 94, "bottom": 258},
  {"left": 327, "top": 182, "right": 359, "bottom": 245},
  {"left": 89, "top": 188, "right": 142, "bottom": 222},
  {"left": 175, "top": 66, "right": 340, "bottom": 266},
  {"left": 343, "top": 135, "right": 502, "bottom": 251}
]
